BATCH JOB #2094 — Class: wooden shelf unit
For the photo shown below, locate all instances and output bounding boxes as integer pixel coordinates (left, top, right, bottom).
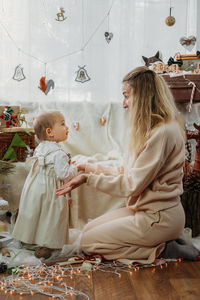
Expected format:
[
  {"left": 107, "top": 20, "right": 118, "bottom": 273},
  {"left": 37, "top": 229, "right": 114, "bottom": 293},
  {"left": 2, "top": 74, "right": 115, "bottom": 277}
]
[{"left": 162, "top": 74, "right": 200, "bottom": 103}]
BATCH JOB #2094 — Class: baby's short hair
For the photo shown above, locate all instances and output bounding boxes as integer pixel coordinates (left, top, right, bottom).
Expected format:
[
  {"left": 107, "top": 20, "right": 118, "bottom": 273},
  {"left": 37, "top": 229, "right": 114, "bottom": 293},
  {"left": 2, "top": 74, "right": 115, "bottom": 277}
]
[{"left": 33, "top": 111, "right": 64, "bottom": 140}]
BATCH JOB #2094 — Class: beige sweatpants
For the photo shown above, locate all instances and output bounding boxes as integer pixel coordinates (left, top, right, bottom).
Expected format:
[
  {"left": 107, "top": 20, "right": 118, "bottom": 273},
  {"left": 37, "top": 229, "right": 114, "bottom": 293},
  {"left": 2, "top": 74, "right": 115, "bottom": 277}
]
[{"left": 81, "top": 203, "right": 185, "bottom": 264}]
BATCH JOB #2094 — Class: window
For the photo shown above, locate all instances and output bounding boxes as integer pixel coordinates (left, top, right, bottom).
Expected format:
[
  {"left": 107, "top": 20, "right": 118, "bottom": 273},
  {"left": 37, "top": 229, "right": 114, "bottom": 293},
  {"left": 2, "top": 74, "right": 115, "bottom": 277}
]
[{"left": 0, "top": 0, "right": 198, "bottom": 104}]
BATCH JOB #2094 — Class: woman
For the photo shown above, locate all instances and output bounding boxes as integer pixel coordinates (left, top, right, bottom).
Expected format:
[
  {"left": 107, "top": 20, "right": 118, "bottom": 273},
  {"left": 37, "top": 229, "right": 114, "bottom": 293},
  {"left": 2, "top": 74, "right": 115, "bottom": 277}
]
[{"left": 56, "top": 66, "right": 199, "bottom": 264}]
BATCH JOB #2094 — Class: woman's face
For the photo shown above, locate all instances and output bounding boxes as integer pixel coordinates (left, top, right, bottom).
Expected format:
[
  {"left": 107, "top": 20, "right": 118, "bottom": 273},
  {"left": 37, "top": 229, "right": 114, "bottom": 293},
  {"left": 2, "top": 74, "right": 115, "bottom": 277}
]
[{"left": 122, "top": 82, "right": 132, "bottom": 109}]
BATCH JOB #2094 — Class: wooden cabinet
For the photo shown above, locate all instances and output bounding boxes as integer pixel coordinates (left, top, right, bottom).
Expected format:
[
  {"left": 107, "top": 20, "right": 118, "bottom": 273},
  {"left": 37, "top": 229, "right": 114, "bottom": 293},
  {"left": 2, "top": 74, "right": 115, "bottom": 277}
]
[{"left": 162, "top": 74, "right": 200, "bottom": 103}]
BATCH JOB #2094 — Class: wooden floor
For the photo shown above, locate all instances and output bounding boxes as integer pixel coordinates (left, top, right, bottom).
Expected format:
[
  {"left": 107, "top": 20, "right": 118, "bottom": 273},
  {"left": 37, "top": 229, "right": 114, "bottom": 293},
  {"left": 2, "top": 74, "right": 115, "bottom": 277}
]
[{"left": 0, "top": 260, "right": 200, "bottom": 300}]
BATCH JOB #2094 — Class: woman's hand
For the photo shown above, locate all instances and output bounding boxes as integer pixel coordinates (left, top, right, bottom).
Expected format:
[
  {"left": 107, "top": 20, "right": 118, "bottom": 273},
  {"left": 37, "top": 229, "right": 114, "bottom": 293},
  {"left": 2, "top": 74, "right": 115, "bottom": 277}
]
[
  {"left": 77, "top": 164, "right": 86, "bottom": 172},
  {"left": 56, "top": 174, "right": 88, "bottom": 195}
]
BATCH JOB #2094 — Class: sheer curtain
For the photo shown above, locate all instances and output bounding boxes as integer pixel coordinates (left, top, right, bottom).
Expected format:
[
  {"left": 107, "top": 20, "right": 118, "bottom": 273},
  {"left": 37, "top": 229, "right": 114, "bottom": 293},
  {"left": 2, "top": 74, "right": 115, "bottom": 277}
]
[{"left": 0, "top": 0, "right": 198, "bottom": 104}]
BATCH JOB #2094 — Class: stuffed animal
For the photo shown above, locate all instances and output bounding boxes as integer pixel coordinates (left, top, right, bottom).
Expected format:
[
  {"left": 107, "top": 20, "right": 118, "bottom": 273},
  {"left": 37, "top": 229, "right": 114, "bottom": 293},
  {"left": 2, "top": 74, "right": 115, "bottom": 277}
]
[{"left": 142, "top": 51, "right": 163, "bottom": 67}]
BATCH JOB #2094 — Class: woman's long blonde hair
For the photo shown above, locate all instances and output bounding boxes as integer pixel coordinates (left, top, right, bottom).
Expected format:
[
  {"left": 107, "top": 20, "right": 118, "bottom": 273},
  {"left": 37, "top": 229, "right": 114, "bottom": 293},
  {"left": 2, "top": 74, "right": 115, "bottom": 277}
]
[{"left": 123, "top": 66, "right": 185, "bottom": 157}]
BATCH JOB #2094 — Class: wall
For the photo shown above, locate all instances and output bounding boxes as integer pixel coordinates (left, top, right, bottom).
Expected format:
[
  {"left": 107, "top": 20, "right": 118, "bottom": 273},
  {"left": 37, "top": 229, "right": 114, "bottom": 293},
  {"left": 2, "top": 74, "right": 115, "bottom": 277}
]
[{"left": 0, "top": 0, "right": 198, "bottom": 105}]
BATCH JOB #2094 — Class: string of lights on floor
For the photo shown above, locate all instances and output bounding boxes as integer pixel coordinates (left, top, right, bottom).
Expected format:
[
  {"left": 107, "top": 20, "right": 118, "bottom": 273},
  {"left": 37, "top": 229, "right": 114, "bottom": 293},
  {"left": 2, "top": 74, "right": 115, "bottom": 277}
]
[{"left": 0, "top": 257, "right": 182, "bottom": 299}]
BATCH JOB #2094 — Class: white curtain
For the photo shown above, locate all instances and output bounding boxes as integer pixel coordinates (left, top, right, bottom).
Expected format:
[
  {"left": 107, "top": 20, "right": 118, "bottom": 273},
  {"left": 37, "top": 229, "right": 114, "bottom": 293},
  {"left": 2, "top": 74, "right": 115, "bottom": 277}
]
[{"left": 0, "top": 0, "right": 198, "bottom": 104}]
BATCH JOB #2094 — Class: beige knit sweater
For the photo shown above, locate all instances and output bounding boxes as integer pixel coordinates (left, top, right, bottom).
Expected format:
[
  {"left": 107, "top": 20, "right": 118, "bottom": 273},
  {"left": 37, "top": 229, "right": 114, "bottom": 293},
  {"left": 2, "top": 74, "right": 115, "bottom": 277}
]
[{"left": 85, "top": 121, "right": 185, "bottom": 213}]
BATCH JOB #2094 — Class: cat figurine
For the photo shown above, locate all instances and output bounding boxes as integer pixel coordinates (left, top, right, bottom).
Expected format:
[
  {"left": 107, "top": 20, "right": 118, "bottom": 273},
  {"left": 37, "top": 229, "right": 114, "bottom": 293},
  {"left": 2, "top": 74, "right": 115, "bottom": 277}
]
[{"left": 142, "top": 51, "right": 163, "bottom": 67}]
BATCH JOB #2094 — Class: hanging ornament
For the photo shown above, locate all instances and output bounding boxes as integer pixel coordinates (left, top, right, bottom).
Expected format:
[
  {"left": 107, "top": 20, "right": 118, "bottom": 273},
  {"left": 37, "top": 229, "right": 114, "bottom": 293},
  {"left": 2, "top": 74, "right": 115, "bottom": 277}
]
[
  {"left": 104, "top": 10, "right": 113, "bottom": 44},
  {"left": 73, "top": 122, "right": 80, "bottom": 131},
  {"left": 38, "top": 77, "right": 55, "bottom": 95},
  {"left": 180, "top": 36, "right": 196, "bottom": 51},
  {"left": 165, "top": 6, "right": 176, "bottom": 26},
  {"left": 99, "top": 116, "right": 106, "bottom": 126},
  {"left": 12, "top": 64, "right": 25, "bottom": 81},
  {"left": 39, "top": 76, "right": 46, "bottom": 93},
  {"left": 75, "top": 66, "right": 90, "bottom": 83},
  {"left": 104, "top": 32, "right": 113, "bottom": 44},
  {"left": 0, "top": 106, "right": 17, "bottom": 128},
  {"left": 55, "top": 7, "right": 67, "bottom": 22}
]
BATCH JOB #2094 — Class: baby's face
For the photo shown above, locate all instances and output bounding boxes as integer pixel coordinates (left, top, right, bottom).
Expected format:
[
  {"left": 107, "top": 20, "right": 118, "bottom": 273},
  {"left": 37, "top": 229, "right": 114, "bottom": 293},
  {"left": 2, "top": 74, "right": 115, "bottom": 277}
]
[{"left": 51, "top": 116, "right": 69, "bottom": 142}]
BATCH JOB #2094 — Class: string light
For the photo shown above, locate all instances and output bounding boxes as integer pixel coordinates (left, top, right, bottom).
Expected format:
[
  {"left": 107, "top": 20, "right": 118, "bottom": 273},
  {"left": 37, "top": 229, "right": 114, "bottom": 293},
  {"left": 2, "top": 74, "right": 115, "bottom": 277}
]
[{"left": 0, "top": 258, "right": 181, "bottom": 299}]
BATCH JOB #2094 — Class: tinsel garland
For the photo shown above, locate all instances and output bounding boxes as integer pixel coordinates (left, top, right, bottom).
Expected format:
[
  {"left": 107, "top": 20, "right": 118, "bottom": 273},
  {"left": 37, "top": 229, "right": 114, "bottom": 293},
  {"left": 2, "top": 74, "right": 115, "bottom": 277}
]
[{"left": 0, "top": 259, "right": 181, "bottom": 299}]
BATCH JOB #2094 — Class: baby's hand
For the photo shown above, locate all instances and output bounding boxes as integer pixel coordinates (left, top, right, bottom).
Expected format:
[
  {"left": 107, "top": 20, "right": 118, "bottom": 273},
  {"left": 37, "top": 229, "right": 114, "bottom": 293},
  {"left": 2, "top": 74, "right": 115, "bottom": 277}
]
[
  {"left": 56, "top": 174, "right": 88, "bottom": 195},
  {"left": 77, "top": 164, "right": 86, "bottom": 172}
]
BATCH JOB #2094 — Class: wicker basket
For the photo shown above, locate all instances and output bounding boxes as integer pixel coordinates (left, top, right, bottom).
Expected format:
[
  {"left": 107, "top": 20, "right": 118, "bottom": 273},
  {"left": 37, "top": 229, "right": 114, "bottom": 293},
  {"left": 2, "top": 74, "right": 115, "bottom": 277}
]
[{"left": 0, "top": 131, "right": 35, "bottom": 162}]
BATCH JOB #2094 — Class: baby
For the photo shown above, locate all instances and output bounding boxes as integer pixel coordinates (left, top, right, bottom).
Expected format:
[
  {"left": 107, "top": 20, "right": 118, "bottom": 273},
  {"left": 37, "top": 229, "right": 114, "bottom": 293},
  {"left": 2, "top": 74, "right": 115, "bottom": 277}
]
[{"left": 12, "top": 111, "right": 77, "bottom": 259}]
